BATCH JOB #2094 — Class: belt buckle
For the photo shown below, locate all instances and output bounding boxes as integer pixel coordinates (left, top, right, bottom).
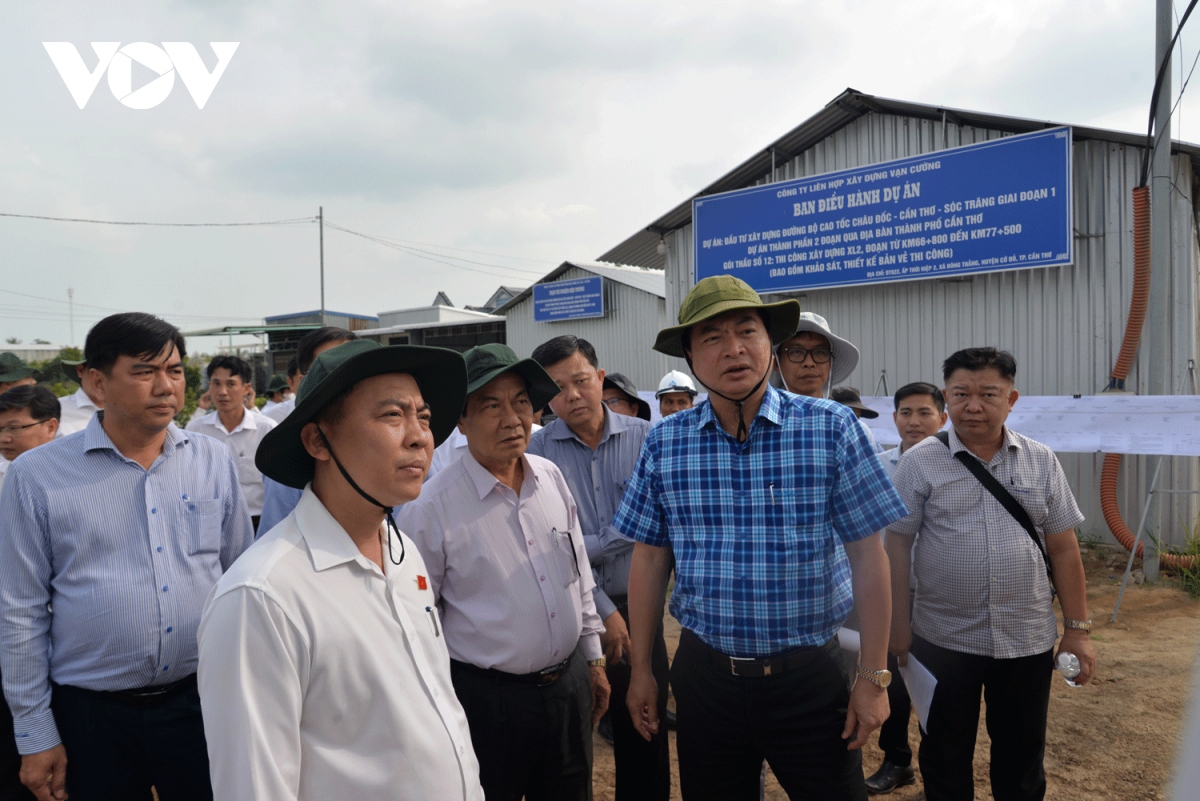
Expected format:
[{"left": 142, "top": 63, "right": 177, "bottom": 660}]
[
  {"left": 729, "top": 657, "right": 760, "bottom": 677},
  {"left": 537, "top": 670, "right": 561, "bottom": 686}
]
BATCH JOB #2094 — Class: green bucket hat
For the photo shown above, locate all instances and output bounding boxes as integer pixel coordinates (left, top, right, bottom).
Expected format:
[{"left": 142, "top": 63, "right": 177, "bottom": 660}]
[
  {"left": 255, "top": 339, "right": 467, "bottom": 489},
  {"left": 267, "top": 373, "right": 290, "bottom": 393},
  {"left": 653, "top": 276, "right": 801, "bottom": 358},
  {"left": 0, "top": 352, "right": 35, "bottom": 383},
  {"left": 464, "top": 343, "right": 560, "bottom": 412}
]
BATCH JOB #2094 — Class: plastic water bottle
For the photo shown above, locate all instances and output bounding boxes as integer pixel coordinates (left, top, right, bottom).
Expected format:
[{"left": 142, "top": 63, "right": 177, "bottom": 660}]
[{"left": 1056, "top": 651, "right": 1081, "bottom": 687}]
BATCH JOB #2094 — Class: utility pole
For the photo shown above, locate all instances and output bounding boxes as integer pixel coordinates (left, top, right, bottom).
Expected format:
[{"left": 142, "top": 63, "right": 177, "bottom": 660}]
[
  {"left": 319, "top": 206, "right": 326, "bottom": 327},
  {"left": 67, "top": 288, "right": 75, "bottom": 347},
  {"left": 1145, "top": 0, "right": 1174, "bottom": 583}
]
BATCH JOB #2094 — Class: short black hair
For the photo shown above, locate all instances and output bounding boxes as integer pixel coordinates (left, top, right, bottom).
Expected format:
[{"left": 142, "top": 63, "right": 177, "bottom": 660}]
[
  {"left": 206, "top": 355, "right": 253, "bottom": 383},
  {"left": 531, "top": 335, "right": 598, "bottom": 370},
  {"left": 942, "top": 347, "right": 1017, "bottom": 383},
  {"left": 894, "top": 382, "right": 945, "bottom": 412},
  {"left": 84, "top": 313, "right": 186, "bottom": 375},
  {"left": 297, "top": 327, "right": 357, "bottom": 374},
  {"left": 0, "top": 385, "right": 61, "bottom": 421},
  {"left": 286, "top": 356, "right": 300, "bottom": 379}
]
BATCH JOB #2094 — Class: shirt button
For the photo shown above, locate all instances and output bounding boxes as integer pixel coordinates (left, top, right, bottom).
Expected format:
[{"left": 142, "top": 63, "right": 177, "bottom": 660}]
[
  {"left": 166, "top": 627, "right": 173, "bottom": 633},
  {"left": 528, "top": 540, "right": 533, "bottom": 545},
  {"left": 151, "top": 508, "right": 157, "bottom": 514},
  {"left": 540, "top": 576, "right": 546, "bottom": 582},
  {"left": 156, "top": 546, "right": 163, "bottom": 553},
  {"left": 551, "top": 612, "right": 556, "bottom": 619},
  {"left": 162, "top": 585, "right": 169, "bottom": 592},
  {"left": 163, "top": 665, "right": 170, "bottom": 671}
]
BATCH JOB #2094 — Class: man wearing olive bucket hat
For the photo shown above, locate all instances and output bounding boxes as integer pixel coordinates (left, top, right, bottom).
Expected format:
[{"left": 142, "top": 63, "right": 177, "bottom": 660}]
[
  {"left": 614, "top": 275, "right": 907, "bottom": 800},
  {"left": 197, "top": 339, "right": 484, "bottom": 801}
]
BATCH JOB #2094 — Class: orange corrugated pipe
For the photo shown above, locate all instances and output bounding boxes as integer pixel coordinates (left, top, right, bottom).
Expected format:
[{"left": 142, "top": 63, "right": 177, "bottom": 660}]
[{"left": 1099, "top": 185, "right": 1198, "bottom": 569}]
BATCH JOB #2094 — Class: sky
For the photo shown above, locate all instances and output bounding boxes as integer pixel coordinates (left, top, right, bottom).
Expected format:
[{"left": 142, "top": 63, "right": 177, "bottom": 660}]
[{"left": 0, "top": 0, "right": 1188, "bottom": 353}]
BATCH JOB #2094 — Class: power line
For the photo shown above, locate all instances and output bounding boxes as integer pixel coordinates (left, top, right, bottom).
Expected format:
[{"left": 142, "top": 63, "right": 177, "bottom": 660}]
[
  {"left": 324, "top": 222, "right": 547, "bottom": 281},
  {"left": 0, "top": 288, "right": 260, "bottom": 321},
  {"left": 0, "top": 211, "right": 317, "bottom": 227}
]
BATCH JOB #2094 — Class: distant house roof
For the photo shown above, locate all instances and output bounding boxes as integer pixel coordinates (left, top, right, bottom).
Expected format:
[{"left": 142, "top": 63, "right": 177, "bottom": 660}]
[
  {"left": 495, "top": 261, "right": 665, "bottom": 314},
  {"left": 464, "top": 285, "right": 526, "bottom": 313},
  {"left": 432, "top": 291, "right": 453, "bottom": 307},
  {"left": 598, "top": 87, "right": 1200, "bottom": 269},
  {"left": 263, "top": 309, "right": 379, "bottom": 323},
  {"left": 356, "top": 313, "right": 506, "bottom": 338}
]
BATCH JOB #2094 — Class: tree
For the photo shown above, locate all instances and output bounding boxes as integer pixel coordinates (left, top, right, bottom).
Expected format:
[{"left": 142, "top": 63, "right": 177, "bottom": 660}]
[{"left": 5, "top": 337, "right": 20, "bottom": 345}]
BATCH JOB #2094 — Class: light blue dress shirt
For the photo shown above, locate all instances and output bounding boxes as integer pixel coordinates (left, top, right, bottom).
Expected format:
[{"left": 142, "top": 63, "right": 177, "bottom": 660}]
[
  {"left": 0, "top": 414, "right": 254, "bottom": 754},
  {"left": 259, "top": 475, "right": 304, "bottom": 536},
  {"left": 527, "top": 409, "right": 650, "bottom": 621}
]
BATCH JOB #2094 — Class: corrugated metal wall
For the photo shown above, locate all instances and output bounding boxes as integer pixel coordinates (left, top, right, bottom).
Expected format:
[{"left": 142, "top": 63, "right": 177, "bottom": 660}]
[
  {"left": 503, "top": 265, "right": 672, "bottom": 391},
  {"left": 664, "top": 112, "right": 1200, "bottom": 546}
]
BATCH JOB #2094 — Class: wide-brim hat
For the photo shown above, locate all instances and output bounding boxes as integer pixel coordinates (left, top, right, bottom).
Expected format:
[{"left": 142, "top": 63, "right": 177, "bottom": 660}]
[
  {"left": 779, "top": 311, "right": 861, "bottom": 385},
  {"left": 654, "top": 276, "right": 801, "bottom": 358},
  {"left": 602, "top": 372, "right": 651, "bottom": 421},
  {"left": 255, "top": 339, "right": 467, "bottom": 489},
  {"left": 829, "top": 386, "right": 878, "bottom": 419},
  {"left": 464, "top": 343, "right": 561, "bottom": 412},
  {"left": 0, "top": 352, "right": 35, "bottom": 383}
]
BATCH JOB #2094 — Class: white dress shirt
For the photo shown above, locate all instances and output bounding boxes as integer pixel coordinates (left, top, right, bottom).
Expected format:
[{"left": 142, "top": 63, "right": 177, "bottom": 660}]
[
  {"left": 185, "top": 408, "right": 277, "bottom": 516},
  {"left": 399, "top": 450, "right": 604, "bottom": 675},
  {"left": 55, "top": 387, "right": 100, "bottom": 437},
  {"left": 198, "top": 487, "right": 484, "bottom": 801},
  {"left": 427, "top": 424, "right": 541, "bottom": 482},
  {"left": 264, "top": 397, "right": 295, "bottom": 424}
]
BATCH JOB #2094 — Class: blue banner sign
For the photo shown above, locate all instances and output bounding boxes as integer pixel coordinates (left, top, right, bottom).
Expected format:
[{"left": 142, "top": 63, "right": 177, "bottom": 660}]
[
  {"left": 533, "top": 276, "right": 605, "bottom": 322},
  {"left": 693, "top": 127, "right": 1072, "bottom": 292}
]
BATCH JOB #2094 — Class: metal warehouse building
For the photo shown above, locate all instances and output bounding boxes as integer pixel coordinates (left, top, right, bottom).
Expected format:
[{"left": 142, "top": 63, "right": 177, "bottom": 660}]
[
  {"left": 499, "top": 260, "right": 671, "bottom": 392},
  {"left": 599, "top": 89, "right": 1200, "bottom": 547}
]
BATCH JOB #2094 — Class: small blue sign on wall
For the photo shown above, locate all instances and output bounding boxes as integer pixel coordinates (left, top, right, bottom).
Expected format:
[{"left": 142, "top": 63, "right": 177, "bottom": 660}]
[
  {"left": 533, "top": 276, "right": 605, "bottom": 322},
  {"left": 693, "top": 127, "right": 1073, "bottom": 293}
]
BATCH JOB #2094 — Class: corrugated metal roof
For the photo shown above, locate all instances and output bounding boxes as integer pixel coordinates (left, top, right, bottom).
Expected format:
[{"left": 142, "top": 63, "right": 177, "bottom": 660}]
[
  {"left": 599, "top": 87, "right": 1200, "bottom": 269},
  {"left": 495, "top": 260, "right": 665, "bottom": 314},
  {"left": 263, "top": 309, "right": 379, "bottom": 323},
  {"left": 356, "top": 314, "right": 506, "bottom": 337}
]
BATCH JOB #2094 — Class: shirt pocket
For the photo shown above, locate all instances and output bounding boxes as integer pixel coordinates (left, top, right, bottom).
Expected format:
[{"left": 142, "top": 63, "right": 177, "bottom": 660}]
[
  {"left": 550, "top": 528, "right": 582, "bottom": 589},
  {"left": 187, "top": 498, "right": 222, "bottom": 555},
  {"left": 750, "top": 486, "right": 822, "bottom": 565}
]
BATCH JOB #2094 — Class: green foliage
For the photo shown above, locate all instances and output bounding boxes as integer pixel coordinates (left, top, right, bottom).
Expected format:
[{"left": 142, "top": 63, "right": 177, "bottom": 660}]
[
  {"left": 59, "top": 346, "right": 82, "bottom": 362},
  {"left": 255, "top": 396, "right": 267, "bottom": 409},
  {"left": 176, "top": 387, "right": 199, "bottom": 428},
  {"left": 44, "top": 382, "right": 76, "bottom": 398},
  {"left": 1170, "top": 517, "right": 1200, "bottom": 600}
]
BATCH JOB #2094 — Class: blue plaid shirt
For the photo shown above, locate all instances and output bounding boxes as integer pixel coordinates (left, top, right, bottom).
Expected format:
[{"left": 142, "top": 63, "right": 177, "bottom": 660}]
[{"left": 612, "top": 386, "right": 907, "bottom": 658}]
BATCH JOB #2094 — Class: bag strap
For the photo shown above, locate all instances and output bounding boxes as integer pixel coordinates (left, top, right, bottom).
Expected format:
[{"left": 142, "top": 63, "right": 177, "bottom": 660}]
[{"left": 935, "top": 431, "right": 1053, "bottom": 584}]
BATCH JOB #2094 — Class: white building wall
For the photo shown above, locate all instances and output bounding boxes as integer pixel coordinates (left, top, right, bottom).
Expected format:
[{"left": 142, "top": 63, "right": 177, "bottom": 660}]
[
  {"left": 503, "top": 265, "right": 673, "bottom": 392},
  {"left": 663, "top": 113, "right": 1200, "bottom": 546}
]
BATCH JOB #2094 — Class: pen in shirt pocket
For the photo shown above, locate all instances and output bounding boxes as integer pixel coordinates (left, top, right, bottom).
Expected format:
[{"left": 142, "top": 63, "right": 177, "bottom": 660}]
[{"left": 425, "top": 606, "right": 441, "bottom": 638}]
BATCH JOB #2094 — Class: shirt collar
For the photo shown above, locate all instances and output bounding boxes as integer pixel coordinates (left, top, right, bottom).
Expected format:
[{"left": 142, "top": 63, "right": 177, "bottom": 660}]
[
  {"left": 461, "top": 447, "right": 539, "bottom": 501},
  {"left": 694, "top": 384, "right": 785, "bottom": 434},
  {"left": 295, "top": 485, "right": 389, "bottom": 574},
  {"left": 550, "top": 405, "right": 627, "bottom": 445},
  {"left": 947, "top": 426, "right": 1021, "bottom": 462},
  {"left": 83, "top": 412, "right": 188, "bottom": 460},
  {"left": 203, "top": 407, "right": 258, "bottom": 434},
  {"left": 73, "top": 387, "right": 99, "bottom": 411}
]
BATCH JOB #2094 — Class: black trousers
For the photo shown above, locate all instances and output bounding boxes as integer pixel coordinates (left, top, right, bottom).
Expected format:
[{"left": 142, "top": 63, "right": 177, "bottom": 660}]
[
  {"left": 671, "top": 629, "right": 866, "bottom": 801},
  {"left": 605, "top": 607, "right": 671, "bottom": 801},
  {"left": 50, "top": 676, "right": 211, "bottom": 801},
  {"left": 877, "top": 651, "right": 913, "bottom": 767},
  {"left": 450, "top": 650, "right": 593, "bottom": 801},
  {"left": 0, "top": 670, "right": 34, "bottom": 801},
  {"left": 910, "top": 635, "right": 1054, "bottom": 801}
]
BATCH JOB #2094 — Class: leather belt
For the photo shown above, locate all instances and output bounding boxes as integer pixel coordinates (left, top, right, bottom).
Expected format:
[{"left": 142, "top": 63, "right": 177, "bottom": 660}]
[
  {"left": 682, "top": 629, "right": 838, "bottom": 678},
  {"left": 451, "top": 655, "right": 573, "bottom": 687}
]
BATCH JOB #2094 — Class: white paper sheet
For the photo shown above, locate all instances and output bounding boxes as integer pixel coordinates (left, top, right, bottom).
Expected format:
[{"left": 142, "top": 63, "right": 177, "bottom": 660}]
[
  {"left": 836, "top": 627, "right": 860, "bottom": 653},
  {"left": 898, "top": 654, "right": 938, "bottom": 733}
]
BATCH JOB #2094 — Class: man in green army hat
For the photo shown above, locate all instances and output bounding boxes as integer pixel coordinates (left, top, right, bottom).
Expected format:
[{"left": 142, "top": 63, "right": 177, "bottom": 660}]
[
  {"left": 400, "top": 343, "right": 609, "bottom": 801},
  {"left": 615, "top": 275, "right": 909, "bottom": 800},
  {"left": 261, "top": 373, "right": 291, "bottom": 415},
  {"left": 0, "top": 353, "right": 36, "bottom": 395},
  {"left": 197, "top": 339, "right": 485, "bottom": 801}
]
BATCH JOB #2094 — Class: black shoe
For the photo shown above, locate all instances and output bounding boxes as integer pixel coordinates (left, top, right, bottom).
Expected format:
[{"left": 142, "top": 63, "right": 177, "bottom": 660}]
[
  {"left": 597, "top": 713, "right": 614, "bottom": 745},
  {"left": 864, "top": 761, "right": 915, "bottom": 795}
]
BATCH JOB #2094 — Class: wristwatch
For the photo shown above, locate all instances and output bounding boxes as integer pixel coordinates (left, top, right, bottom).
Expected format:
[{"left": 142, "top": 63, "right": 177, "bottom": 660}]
[
  {"left": 588, "top": 657, "right": 607, "bottom": 668},
  {"left": 855, "top": 665, "right": 892, "bottom": 689},
  {"left": 1063, "top": 619, "right": 1092, "bottom": 634}
]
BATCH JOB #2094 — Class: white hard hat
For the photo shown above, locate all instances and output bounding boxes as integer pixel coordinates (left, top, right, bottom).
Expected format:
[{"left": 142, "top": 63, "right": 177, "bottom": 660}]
[
  {"left": 656, "top": 370, "right": 698, "bottom": 398},
  {"left": 777, "top": 312, "right": 861, "bottom": 386}
]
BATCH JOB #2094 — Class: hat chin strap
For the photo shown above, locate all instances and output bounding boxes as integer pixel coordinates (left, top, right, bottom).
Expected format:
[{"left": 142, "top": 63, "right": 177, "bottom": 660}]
[
  {"left": 685, "top": 355, "right": 773, "bottom": 443},
  {"left": 316, "top": 426, "right": 405, "bottom": 566}
]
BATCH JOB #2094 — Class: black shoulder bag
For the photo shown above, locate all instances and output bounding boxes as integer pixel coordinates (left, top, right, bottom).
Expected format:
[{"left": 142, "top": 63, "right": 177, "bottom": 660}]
[{"left": 935, "top": 431, "right": 1053, "bottom": 587}]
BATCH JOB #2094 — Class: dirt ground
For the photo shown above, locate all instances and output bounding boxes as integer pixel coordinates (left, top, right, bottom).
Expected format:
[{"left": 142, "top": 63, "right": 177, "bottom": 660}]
[{"left": 591, "top": 545, "right": 1200, "bottom": 800}]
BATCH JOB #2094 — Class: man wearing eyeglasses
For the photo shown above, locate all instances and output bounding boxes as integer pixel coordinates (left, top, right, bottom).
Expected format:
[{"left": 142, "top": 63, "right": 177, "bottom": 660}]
[
  {"left": 399, "top": 344, "right": 607, "bottom": 801},
  {"left": 527, "top": 336, "right": 670, "bottom": 801},
  {"left": 0, "top": 386, "right": 59, "bottom": 801},
  {"left": 0, "top": 386, "right": 61, "bottom": 498}
]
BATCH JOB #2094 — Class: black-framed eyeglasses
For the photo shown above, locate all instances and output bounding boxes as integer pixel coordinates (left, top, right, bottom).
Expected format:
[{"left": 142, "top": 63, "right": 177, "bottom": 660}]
[
  {"left": 0, "top": 420, "right": 50, "bottom": 436},
  {"left": 780, "top": 346, "right": 833, "bottom": 364},
  {"left": 552, "top": 528, "right": 582, "bottom": 578}
]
